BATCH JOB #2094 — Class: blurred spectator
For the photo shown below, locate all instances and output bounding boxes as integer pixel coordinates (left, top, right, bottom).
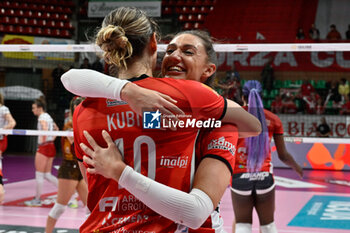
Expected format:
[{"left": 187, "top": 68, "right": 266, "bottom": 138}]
[
  {"left": 212, "top": 76, "right": 227, "bottom": 97},
  {"left": 52, "top": 63, "right": 65, "bottom": 90},
  {"left": 326, "top": 24, "right": 341, "bottom": 40},
  {"left": 296, "top": 27, "right": 305, "bottom": 40},
  {"left": 316, "top": 117, "right": 331, "bottom": 137},
  {"left": 261, "top": 56, "right": 274, "bottom": 91},
  {"left": 332, "top": 97, "right": 343, "bottom": 115},
  {"left": 315, "top": 98, "right": 325, "bottom": 115},
  {"left": 226, "top": 63, "right": 241, "bottom": 83},
  {"left": 212, "top": 76, "right": 242, "bottom": 105},
  {"left": 340, "top": 94, "right": 350, "bottom": 115},
  {"left": 324, "top": 80, "right": 342, "bottom": 114},
  {"left": 300, "top": 80, "right": 315, "bottom": 97},
  {"left": 346, "top": 25, "right": 350, "bottom": 40},
  {"left": 326, "top": 80, "right": 341, "bottom": 103},
  {"left": 271, "top": 95, "right": 283, "bottom": 114},
  {"left": 51, "top": 64, "right": 73, "bottom": 127},
  {"left": 282, "top": 93, "right": 297, "bottom": 114},
  {"left": 309, "top": 24, "right": 320, "bottom": 40},
  {"left": 80, "top": 58, "right": 91, "bottom": 69},
  {"left": 303, "top": 91, "right": 320, "bottom": 114},
  {"left": 338, "top": 78, "right": 349, "bottom": 98},
  {"left": 228, "top": 80, "right": 242, "bottom": 105},
  {"left": 92, "top": 58, "right": 104, "bottom": 72},
  {"left": 225, "top": 63, "right": 242, "bottom": 104}
]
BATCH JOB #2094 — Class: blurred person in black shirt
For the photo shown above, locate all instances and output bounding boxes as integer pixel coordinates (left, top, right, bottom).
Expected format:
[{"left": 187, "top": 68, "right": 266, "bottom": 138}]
[{"left": 316, "top": 117, "right": 331, "bottom": 137}]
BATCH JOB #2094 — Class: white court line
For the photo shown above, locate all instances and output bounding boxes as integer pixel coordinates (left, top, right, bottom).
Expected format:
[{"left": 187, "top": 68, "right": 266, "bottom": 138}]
[
  {"left": 4, "top": 178, "right": 39, "bottom": 186},
  {"left": 3, "top": 179, "right": 57, "bottom": 202},
  {"left": 274, "top": 176, "right": 326, "bottom": 188},
  {"left": 0, "top": 211, "right": 84, "bottom": 221}
]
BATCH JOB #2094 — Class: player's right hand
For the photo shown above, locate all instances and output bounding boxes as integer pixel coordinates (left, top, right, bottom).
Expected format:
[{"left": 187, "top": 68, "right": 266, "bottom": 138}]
[{"left": 81, "top": 130, "right": 126, "bottom": 181}]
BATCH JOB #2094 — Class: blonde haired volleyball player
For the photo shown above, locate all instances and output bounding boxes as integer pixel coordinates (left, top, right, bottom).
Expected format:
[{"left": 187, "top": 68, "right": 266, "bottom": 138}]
[
  {"left": 63, "top": 7, "right": 260, "bottom": 232},
  {"left": 78, "top": 30, "right": 241, "bottom": 232},
  {"left": 45, "top": 97, "right": 88, "bottom": 233},
  {"left": 25, "top": 98, "right": 59, "bottom": 206}
]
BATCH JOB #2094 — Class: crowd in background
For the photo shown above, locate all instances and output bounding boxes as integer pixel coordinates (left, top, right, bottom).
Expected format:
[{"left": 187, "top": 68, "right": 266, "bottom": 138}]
[
  {"left": 49, "top": 58, "right": 104, "bottom": 129},
  {"left": 52, "top": 57, "right": 350, "bottom": 118},
  {"left": 213, "top": 64, "right": 350, "bottom": 116},
  {"left": 296, "top": 23, "right": 350, "bottom": 40}
]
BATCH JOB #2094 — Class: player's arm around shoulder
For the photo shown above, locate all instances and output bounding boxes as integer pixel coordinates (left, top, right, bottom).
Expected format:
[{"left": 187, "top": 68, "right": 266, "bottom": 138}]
[
  {"left": 184, "top": 81, "right": 262, "bottom": 138},
  {"left": 194, "top": 124, "right": 238, "bottom": 208},
  {"left": 193, "top": 157, "right": 231, "bottom": 209}
]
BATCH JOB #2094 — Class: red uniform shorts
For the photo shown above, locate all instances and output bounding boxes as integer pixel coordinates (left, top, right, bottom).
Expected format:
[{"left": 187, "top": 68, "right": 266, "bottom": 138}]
[
  {"left": 0, "top": 136, "right": 8, "bottom": 153},
  {"left": 37, "top": 141, "right": 56, "bottom": 158}
]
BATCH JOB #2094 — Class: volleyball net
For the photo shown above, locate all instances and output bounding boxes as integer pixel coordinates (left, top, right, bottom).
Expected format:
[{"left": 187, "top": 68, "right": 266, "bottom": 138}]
[{"left": 1, "top": 43, "right": 350, "bottom": 153}]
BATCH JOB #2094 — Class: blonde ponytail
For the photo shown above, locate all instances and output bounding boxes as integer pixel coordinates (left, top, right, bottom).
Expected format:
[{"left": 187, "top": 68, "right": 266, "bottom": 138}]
[{"left": 96, "top": 25, "right": 133, "bottom": 69}]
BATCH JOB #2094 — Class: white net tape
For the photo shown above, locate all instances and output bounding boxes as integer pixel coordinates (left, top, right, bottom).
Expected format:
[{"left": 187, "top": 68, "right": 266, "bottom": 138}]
[
  {"left": 1, "top": 43, "right": 350, "bottom": 52},
  {"left": 1, "top": 43, "right": 350, "bottom": 144},
  {"left": 0, "top": 129, "right": 72, "bottom": 137}
]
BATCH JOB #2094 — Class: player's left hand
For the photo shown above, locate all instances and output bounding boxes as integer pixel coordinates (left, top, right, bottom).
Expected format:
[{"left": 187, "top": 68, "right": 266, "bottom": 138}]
[{"left": 81, "top": 130, "right": 126, "bottom": 181}]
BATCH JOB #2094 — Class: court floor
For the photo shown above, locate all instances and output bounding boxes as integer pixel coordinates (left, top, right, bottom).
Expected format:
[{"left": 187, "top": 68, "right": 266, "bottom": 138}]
[{"left": 1, "top": 155, "right": 350, "bottom": 233}]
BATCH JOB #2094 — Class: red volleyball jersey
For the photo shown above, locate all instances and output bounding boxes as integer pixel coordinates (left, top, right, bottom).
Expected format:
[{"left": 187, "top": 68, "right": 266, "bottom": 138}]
[
  {"left": 195, "top": 124, "right": 237, "bottom": 176},
  {"left": 73, "top": 75, "right": 227, "bottom": 233},
  {"left": 193, "top": 124, "right": 238, "bottom": 232},
  {"left": 234, "top": 107, "right": 283, "bottom": 174}
]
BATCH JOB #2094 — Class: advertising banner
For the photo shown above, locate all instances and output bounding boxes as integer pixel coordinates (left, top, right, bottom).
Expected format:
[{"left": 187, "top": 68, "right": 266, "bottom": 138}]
[
  {"left": 272, "top": 115, "right": 350, "bottom": 171},
  {"left": 88, "top": 0, "right": 161, "bottom": 17},
  {"left": 271, "top": 141, "right": 350, "bottom": 171},
  {"left": 1, "top": 35, "right": 34, "bottom": 59},
  {"left": 217, "top": 51, "right": 350, "bottom": 72},
  {"left": 278, "top": 114, "right": 350, "bottom": 138},
  {"left": 1, "top": 35, "right": 75, "bottom": 61}
]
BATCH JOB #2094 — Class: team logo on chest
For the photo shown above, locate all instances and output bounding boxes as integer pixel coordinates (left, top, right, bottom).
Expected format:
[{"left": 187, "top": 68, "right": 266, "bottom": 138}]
[{"left": 208, "top": 136, "right": 236, "bottom": 155}]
